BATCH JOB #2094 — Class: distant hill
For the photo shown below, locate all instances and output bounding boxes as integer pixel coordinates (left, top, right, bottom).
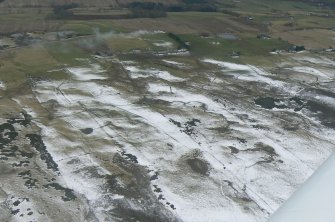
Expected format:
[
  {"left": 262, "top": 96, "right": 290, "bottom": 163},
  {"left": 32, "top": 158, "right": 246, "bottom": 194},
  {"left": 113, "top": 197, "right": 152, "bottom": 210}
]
[
  {"left": 0, "top": 0, "right": 180, "bottom": 8},
  {"left": 269, "top": 0, "right": 335, "bottom": 7}
]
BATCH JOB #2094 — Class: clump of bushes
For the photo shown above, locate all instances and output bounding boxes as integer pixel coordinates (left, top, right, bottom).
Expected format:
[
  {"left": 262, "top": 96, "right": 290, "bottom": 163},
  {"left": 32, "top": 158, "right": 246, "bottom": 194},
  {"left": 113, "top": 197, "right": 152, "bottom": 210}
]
[
  {"left": 167, "top": 0, "right": 218, "bottom": 12},
  {"left": 49, "top": 3, "right": 78, "bottom": 19},
  {"left": 167, "top": 33, "right": 190, "bottom": 50},
  {"left": 127, "top": 0, "right": 218, "bottom": 17},
  {"left": 290, "top": 45, "right": 305, "bottom": 52},
  {"left": 128, "top": 2, "right": 167, "bottom": 18}
]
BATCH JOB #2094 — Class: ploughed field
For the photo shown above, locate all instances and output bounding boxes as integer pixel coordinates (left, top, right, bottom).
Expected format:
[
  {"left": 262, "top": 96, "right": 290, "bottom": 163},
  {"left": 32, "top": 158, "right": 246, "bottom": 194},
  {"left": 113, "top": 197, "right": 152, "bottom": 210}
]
[{"left": 0, "top": 30, "right": 335, "bottom": 222}]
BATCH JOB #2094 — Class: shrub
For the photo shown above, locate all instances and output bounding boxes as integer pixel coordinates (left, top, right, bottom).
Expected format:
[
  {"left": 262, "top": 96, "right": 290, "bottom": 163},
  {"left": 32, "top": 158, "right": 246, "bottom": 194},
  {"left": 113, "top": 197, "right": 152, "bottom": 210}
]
[
  {"left": 50, "top": 3, "right": 78, "bottom": 19},
  {"left": 167, "top": 33, "right": 189, "bottom": 50}
]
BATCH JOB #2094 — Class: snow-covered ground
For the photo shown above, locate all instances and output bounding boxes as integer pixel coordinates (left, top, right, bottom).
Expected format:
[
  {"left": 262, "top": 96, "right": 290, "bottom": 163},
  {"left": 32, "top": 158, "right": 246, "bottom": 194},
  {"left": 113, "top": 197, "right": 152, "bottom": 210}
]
[{"left": 2, "top": 55, "right": 335, "bottom": 222}]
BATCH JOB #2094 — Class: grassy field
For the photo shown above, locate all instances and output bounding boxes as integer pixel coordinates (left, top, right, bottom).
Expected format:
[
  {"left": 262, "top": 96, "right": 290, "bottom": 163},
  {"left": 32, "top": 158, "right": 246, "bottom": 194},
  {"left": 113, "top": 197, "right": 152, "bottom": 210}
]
[{"left": 0, "top": 0, "right": 334, "bottom": 90}]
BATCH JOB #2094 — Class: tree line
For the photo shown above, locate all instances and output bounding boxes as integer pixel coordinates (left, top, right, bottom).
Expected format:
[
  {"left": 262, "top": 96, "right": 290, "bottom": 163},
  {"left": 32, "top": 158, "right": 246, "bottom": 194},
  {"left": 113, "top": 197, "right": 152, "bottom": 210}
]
[{"left": 49, "top": 1, "right": 219, "bottom": 20}]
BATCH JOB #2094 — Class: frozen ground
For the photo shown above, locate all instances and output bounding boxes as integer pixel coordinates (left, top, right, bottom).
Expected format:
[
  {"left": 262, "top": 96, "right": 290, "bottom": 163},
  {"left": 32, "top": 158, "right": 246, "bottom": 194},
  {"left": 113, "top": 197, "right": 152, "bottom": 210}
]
[{"left": 0, "top": 52, "right": 335, "bottom": 222}]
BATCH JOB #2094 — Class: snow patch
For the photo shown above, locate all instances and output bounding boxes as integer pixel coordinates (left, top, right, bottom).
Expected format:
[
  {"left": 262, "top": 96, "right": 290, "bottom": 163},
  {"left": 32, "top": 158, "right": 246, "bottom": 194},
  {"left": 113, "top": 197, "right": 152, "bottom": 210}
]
[
  {"left": 124, "top": 65, "right": 184, "bottom": 82},
  {"left": 289, "top": 67, "right": 329, "bottom": 78},
  {"left": 148, "top": 83, "right": 173, "bottom": 94},
  {"left": 162, "top": 59, "right": 191, "bottom": 69},
  {"left": 0, "top": 81, "right": 5, "bottom": 89},
  {"left": 202, "top": 58, "right": 285, "bottom": 88},
  {"left": 66, "top": 64, "right": 106, "bottom": 81},
  {"left": 203, "top": 58, "right": 251, "bottom": 71},
  {"left": 295, "top": 57, "right": 335, "bottom": 66},
  {"left": 153, "top": 42, "right": 174, "bottom": 48}
]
